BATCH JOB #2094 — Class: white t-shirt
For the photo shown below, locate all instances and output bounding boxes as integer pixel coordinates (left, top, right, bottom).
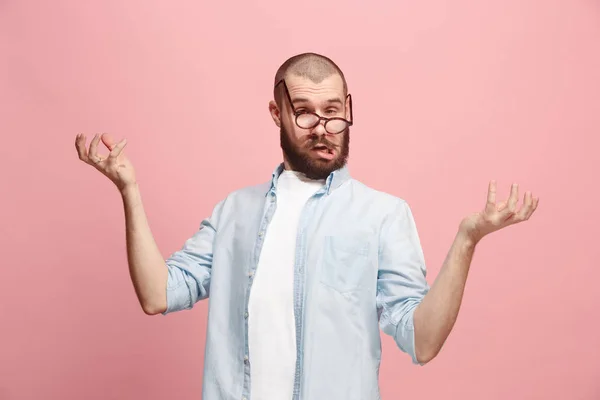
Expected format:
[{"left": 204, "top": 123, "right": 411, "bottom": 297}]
[{"left": 247, "top": 170, "right": 325, "bottom": 400}]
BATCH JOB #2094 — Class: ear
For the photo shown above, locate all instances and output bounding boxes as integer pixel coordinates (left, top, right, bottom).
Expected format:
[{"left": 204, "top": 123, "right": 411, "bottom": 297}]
[
  {"left": 345, "top": 95, "right": 352, "bottom": 122},
  {"left": 269, "top": 100, "right": 281, "bottom": 127}
]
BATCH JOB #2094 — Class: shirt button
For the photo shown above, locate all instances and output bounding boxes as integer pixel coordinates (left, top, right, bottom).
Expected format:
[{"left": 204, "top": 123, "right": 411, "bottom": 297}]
[
  {"left": 248, "top": 271, "right": 254, "bottom": 278},
  {"left": 258, "top": 231, "right": 264, "bottom": 237},
  {"left": 244, "top": 311, "right": 249, "bottom": 319},
  {"left": 244, "top": 355, "right": 249, "bottom": 362}
]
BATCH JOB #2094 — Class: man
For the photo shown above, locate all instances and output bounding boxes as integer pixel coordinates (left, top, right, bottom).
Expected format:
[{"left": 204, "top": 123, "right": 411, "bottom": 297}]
[{"left": 75, "top": 53, "right": 539, "bottom": 400}]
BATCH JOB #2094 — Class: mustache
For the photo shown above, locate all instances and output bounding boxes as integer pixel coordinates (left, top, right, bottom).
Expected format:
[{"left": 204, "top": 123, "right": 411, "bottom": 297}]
[{"left": 306, "top": 135, "right": 340, "bottom": 149}]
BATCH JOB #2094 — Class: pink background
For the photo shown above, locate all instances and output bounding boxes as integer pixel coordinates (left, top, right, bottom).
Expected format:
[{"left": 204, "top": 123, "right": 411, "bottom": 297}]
[{"left": 1, "top": 0, "right": 599, "bottom": 399}]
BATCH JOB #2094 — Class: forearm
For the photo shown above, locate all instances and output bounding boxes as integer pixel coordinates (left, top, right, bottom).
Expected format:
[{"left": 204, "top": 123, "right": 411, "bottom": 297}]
[
  {"left": 413, "top": 230, "right": 476, "bottom": 363},
  {"left": 121, "top": 183, "right": 168, "bottom": 315}
]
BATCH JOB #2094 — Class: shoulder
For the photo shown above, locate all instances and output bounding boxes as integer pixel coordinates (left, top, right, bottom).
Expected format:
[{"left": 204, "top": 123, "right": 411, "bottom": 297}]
[
  {"left": 226, "top": 181, "right": 270, "bottom": 201},
  {"left": 210, "top": 180, "right": 270, "bottom": 212},
  {"left": 201, "top": 180, "right": 269, "bottom": 227},
  {"left": 346, "top": 178, "right": 410, "bottom": 211}
]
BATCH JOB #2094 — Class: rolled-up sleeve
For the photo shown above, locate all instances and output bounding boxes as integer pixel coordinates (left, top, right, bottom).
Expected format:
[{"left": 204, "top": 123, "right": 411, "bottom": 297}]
[
  {"left": 162, "top": 201, "right": 223, "bottom": 315},
  {"left": 377, "top": 199, "right": 430, "bottom": 364}
]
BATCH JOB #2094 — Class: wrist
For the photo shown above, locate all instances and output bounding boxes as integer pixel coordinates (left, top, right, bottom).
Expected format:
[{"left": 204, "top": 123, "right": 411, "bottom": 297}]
[
  {"left": 456, "top": 228, "right": 479, "bottom": 249},
  {"left": 119, "top": 182, "right": 139, "bottom": 197}
]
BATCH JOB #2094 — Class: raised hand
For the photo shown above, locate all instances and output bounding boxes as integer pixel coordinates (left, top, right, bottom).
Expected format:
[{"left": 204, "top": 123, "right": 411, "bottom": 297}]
[
  {"left": 459, "top": 181, "right": 539, "bottom": 245},
  {"left": 75, "top": 133, "right": 136, "bottom": 191}
]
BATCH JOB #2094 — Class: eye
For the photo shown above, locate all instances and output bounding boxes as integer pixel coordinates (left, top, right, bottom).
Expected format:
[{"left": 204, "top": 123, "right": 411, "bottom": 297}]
[{"left": 326, "top": 109, "right": 339, "bottom": 115}]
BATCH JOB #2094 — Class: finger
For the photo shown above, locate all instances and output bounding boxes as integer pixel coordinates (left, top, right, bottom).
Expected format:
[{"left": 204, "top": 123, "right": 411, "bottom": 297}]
[
  {"left": 101, "top": 132, "right": 118, "bottom": 151},
  {"left": 526, "top": 197, "right": 539, "bottom": 218},
  {"left": 516, "top": 191, "right": 533, "bottom": 220},
  {"left": 506, "top": 183, "right": 519, "bottom": 213},
  {"left": 108, "top": 138, "right": 127, "bottom": 161},
  {"left": 496, "top": 200, "right": 507, "bottom": 212},
  {"left": 88, "top": 133, "right": 102, "bottom": 164},
  {"left": 485, "top": 180, "right": 497, "bottom": 212},
  {"left": 75, "top": 133, "right": 89, "bottom": 162},
  {"left": 486, "top": 180, "right": 497, "bottom": 203}
]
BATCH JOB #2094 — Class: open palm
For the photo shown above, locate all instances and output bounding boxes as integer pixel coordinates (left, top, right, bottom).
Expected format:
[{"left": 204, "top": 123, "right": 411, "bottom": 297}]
[{"left": 460, "top": 181, "right": 539, "bottom": 244}]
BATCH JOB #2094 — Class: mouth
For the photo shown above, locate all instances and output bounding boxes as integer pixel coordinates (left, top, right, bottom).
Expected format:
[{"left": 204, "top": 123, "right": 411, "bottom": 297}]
[{"left": 311, "top": 144, "right": 335, "bottom": 160}]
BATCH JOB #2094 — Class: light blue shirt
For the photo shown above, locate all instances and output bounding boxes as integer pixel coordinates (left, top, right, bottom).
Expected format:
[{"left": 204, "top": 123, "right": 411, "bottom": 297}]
[{"left": 163, "top": 164, "right": 430, "bottom": 400}]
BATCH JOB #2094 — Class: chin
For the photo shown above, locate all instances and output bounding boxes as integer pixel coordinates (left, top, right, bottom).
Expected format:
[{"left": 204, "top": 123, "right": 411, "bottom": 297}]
[{"left": 280, "top": 126, "right": 350, "bottom": 179}]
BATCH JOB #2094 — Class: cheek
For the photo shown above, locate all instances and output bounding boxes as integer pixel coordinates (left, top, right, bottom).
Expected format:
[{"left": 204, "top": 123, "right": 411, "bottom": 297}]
[
  {"left": 329, "top": 133, "right": 344, "bottom": 145},
  {"left": 284, "top": 121, "right": 305, "bottom": 141}
]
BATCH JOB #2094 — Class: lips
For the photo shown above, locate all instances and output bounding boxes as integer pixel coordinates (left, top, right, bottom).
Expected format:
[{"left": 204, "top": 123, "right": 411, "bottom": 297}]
[{"left": 311, "top": 145, "right": 335, "bottom": 160}]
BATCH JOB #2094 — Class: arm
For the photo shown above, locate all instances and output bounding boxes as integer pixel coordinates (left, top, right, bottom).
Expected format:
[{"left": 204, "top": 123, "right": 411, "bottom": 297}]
[
  {"left": 75, "top": 133, "right": 171, "bottom": 315},
  {"left": 412, "top": 231, "right": 474, "bottom": 363},
  {"left": 74, "top": 133, "right": 215, "bottom": 316},
  {"left": 377, "top": 200, "right": 430, "bottom": 365},
  {"left": 121, "top": 183, "right": 170, "bottom": 315},
  {"left": 413, "top": 181, "right": 539, "bottom": 363},
  {"left": 160, "top": 201, "right": 221, "bottom": 315},
  {"left": 122, "top": 184, "right": 219, "bottom": 316}
]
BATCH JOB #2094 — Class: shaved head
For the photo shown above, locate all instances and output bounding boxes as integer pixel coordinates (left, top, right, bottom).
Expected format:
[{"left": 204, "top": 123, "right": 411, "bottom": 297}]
[{"left": 273, "top": 53, "right": 348, "bottom": 107}]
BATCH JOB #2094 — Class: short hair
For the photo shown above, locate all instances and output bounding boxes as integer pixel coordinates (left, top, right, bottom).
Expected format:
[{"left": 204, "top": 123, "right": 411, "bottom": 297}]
[{"left": 273, "top": 52, "right": 348, "bottom": 107}]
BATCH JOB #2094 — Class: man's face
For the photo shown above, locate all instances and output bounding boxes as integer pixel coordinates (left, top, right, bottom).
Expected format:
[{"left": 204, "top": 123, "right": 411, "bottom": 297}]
[{"left": 273, "top": 74, "right": 350, "bottom": 180}]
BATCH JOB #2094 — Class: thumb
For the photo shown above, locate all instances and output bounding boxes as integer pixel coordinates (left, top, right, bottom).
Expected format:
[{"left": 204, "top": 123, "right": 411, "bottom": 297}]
[
  {"left": 101, "top": 133, "right": 118, "bottom": 150},
  {"left": 496, "top": 201, "right": 508, "bottom": 212}
]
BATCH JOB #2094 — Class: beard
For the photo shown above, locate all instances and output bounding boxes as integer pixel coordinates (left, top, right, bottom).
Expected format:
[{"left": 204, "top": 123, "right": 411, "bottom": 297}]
[{"left": 280, "top": 125, "right": 350, "bottom": 180}]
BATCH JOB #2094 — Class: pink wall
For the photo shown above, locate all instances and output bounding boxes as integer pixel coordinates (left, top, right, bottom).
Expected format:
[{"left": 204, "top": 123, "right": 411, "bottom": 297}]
[{"left": 1, "top": 0, "right": 599, "bottom": 399}]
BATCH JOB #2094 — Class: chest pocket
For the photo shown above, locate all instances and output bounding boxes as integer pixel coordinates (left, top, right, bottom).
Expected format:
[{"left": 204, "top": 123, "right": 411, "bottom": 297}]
[{"left": 319, "top": 234, "right": 372, "bottom": 293}]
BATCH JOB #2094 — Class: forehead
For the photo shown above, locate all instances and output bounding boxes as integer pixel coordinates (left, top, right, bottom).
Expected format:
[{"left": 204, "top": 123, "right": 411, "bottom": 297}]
[{"left": 284, "top": 74, "right": 345, "bottom": 101}]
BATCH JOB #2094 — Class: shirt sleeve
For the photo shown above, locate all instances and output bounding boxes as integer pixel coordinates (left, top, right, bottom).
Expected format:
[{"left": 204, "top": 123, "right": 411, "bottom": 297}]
[
  {"left": 377, "top": 199, "right": 430, "bottom": 365},
  {"left": 161, "top": 200, "right": 223, "bottom": 315}
]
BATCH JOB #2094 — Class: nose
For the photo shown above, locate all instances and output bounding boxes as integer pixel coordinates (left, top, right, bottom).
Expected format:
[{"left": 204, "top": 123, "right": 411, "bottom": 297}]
[{"left": 311, "top": 119, "right": 327, "bottom": 136}]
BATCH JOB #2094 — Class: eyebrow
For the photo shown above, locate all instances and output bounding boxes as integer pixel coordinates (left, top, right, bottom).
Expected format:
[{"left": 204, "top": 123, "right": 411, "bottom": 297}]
[{"left": 292, "top": 97, "right": 344, "bottom": 107}]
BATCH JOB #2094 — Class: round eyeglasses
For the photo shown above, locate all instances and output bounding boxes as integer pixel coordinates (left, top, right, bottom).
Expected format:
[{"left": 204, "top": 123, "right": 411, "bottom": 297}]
[
  {"left": 294, "top": 111, "right": 350, "bottom": 134},
  {"left": 275, "top": 79, "right": 353, "bottom": 135}
]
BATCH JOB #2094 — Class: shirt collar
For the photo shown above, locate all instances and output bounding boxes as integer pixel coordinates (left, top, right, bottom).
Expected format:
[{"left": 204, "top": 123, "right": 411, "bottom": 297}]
[{"left": 266, "top": 163, "right": 351, "bottom": 196}]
